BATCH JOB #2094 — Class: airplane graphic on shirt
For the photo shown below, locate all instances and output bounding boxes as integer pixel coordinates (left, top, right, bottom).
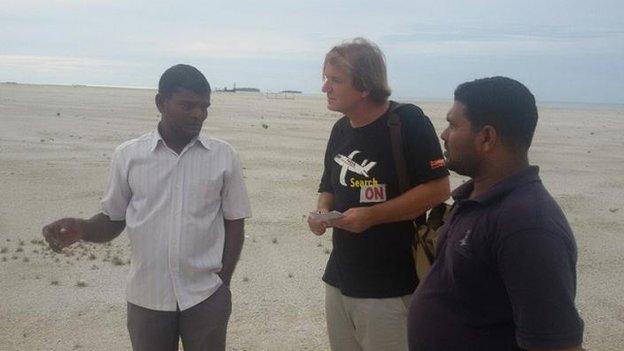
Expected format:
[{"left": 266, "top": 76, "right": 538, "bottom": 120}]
[{"left": 334, "top": 150, "right": 377, "bottom": 186}]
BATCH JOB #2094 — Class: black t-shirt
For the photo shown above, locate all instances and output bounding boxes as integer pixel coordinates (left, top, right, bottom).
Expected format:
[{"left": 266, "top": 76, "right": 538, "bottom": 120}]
[
  {"left": 408, "top": 166, "right": 584, "bottom": 350},
  {"left": 319, "top": 102, "right": 448, "bottom": 298}
]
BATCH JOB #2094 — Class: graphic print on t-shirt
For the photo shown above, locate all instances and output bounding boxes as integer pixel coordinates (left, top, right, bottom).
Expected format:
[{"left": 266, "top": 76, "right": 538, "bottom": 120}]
[
  {"left": 334, "top": 150, "right": 386, "bottom": 203},
  {"left": 334, "top": 150, "right": 376, "bottom": 186}
]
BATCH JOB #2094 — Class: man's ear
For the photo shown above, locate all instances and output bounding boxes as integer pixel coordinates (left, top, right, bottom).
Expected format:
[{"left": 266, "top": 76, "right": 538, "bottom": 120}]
[
  {"left": 155, "top": 93, "right": 165, "bottom": 114},
  {"left": 360, "top": 89, "right": 370, "bottom": 99},
  {"left": 478, "top": 125, "right": 498, "bottom": 153}
]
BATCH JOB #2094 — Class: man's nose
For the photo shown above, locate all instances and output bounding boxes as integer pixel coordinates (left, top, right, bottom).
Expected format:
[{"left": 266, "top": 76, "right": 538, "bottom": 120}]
[
  {"left": 440, "top": 128, "right": 448, "bottom": 141},
  {"left": 322, "top": 80, "right": 330, "bottom": 93},
  {"left": 191, "top": 106, "right": 206, "bottom": 120}
]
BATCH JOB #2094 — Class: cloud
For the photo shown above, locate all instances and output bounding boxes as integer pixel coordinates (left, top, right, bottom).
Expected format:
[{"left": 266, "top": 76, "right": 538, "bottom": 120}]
[
  {"left": 381, "top": 24, "right": 624, "bottom": 57},
  {"left": 163, "top": 31, "right": 328, "bottom": 60},
  {"left": 384, "top": 23, "right": 624, "bottom": 42}
]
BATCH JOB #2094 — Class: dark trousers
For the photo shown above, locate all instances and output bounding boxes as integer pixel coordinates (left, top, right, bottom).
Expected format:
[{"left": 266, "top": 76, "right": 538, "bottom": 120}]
[{"left": 127, "top": 284, "right": 232, "bottom": 351}]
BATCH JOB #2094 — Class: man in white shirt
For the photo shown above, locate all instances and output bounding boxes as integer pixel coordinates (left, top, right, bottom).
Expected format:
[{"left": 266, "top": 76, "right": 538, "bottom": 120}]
[{"left": 42, "top": 64, "right": 252, "bottom": 351}]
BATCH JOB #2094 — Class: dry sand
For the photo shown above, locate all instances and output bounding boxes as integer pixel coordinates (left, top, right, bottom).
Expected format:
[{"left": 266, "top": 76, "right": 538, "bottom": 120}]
[{"left": 0, "top": 83, "right": 622, "bottom": 350}]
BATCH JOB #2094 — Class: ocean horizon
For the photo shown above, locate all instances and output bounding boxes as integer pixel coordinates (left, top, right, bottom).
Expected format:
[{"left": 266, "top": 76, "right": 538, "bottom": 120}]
[{"left": 2, "top": 81, "right": 623, "bottom": 110}]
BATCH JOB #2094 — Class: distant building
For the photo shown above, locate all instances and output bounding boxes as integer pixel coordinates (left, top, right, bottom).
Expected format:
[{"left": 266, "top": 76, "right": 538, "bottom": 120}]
[
  {"left": 236, "top": 87, "right": 260, "bottom": 92},
  {"left": 215, "top": 83, "right": 260, "bottom": 93}
]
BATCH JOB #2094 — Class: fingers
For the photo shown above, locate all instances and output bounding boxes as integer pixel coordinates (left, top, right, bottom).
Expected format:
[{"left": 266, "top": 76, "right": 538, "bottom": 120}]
[
  {"left": 42, "top": 219, "right": 74, "bottom": 253},
  {"left": 311, "top": 223, "right": 326, "bottom": 236},
  {"left": 45, "top": 235, "right": 62, "bottom": 253},
  {"left": 315, "top": 222, "right": 327, "bottom": 236},
  {"left": 42, "top": 223, "right": 60, "bottom": 252},
  {"left": 307, "top": 216, "right": 327, "bottom": 236}
]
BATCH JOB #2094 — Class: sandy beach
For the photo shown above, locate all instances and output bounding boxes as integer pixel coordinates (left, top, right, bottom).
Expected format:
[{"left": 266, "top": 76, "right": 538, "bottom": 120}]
[{"left": 0, "top": 83, "right": 623, "bottom": 350}]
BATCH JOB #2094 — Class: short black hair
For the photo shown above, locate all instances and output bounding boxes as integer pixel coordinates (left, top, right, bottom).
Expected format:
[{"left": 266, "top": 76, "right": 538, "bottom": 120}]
[
  {"left": 158, "top": 64, "right": 211, "bottom": 97},
  {"left": 454, "top": 76, "right": 538, "bottom": 151}
]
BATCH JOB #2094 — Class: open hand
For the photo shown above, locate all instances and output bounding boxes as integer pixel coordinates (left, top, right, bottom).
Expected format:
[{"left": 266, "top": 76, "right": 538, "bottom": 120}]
[{"left": 42, "top": 218, "right": 84, "bottom": 252}]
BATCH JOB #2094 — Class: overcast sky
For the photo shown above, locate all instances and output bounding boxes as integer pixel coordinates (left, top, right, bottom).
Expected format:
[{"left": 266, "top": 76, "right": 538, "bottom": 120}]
[{"left": 1, "top": 0, "right": 623, "bottom": 104}]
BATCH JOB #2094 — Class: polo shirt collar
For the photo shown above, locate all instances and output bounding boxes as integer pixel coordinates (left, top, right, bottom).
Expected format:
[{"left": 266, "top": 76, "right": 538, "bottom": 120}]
[
  {"left": 451, "top": 166, "right": 541, "bottom": 205},
  {"left": 149, "top": 130, "right": 211, "bottom": 152}
]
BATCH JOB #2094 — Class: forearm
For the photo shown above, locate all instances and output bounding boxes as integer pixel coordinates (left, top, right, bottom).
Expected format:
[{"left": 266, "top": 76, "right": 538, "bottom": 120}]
[
  {"left": 369, "top": 176, "right": 450, "bottom": 226},
  {"left": 220, "top": 219, "right": 245, "bottom": 285},
  {"left": 316, "top": 192, "right": 335, "bottom": 212},
  {"left": 81, "top": 213, "right": 126, "bottom": 243}
]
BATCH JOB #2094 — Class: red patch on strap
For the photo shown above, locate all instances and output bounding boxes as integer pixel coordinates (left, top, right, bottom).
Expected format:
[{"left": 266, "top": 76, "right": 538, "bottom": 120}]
[{"left": 430, "top": 158, "right": 445, "bottom": 170}]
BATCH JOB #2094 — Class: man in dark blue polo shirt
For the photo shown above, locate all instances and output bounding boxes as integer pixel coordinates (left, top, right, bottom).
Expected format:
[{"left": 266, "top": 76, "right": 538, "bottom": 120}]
[{"left": 408, "top": 77, "right": 584, "bottom": 351}]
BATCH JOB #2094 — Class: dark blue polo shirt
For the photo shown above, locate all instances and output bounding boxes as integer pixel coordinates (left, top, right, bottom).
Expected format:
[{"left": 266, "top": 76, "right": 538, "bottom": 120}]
[{"left": 408, "top": 166, "right": 584, "bottom": 350}]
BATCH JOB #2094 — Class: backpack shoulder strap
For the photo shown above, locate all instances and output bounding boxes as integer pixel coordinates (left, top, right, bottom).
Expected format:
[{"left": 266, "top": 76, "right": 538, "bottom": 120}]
[
  {"left": 386, "top": 101, "right": 409, "bottom": 193},
  {"left": 387, "top": 101, "right": 428, "bottom": 226}
]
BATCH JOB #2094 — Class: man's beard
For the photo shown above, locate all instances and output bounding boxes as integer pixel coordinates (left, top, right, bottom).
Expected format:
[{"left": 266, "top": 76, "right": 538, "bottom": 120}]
[{"left": 446, "top": 152, "right": 479, "bottom": 178}]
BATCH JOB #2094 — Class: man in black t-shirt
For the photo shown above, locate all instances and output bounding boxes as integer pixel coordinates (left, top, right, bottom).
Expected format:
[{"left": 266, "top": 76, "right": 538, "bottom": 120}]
[
  {"left": 407, "top": 77, "right": 584, "bottom": 351},
  {"left": 308, "top": 38, "right": 450, "bottom": 351}
]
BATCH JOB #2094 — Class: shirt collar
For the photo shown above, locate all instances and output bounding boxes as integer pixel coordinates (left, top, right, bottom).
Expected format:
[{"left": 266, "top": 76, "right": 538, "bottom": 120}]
[
  {"left": 149, "top": 129, "right": 164, "bottom": 152},
  {"left": 195, "top": 133, "right": 212, "bottom": 150},
  {"left": 451, "top": 166, "right": 541, "bottom": 205},
  {"left": 149, "top": 130, "right": 211, "bottom": 152}
]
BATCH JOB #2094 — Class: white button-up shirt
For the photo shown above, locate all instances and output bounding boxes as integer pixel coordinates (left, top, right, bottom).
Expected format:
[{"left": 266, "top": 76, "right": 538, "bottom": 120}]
[{"left": 101, "top": 130, "right": 251, "bottom": 311}]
